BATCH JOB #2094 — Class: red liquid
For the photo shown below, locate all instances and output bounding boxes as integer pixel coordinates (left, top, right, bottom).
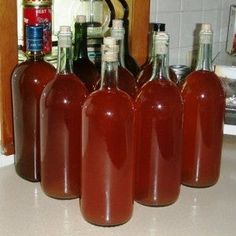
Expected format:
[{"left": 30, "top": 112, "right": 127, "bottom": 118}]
[
  {"left": 81, "top": 88, "right": 134, "bottom": 226},
  {"left": 181, "top": 70, "right": 225, "bottom": 187},
  {"left": 12, "top": 59, "right": 56, "bottom": 182},
  {"left": 40, "top": 73, "right": 87, "bottom": 199},
  {"left": 137, "top": 62, "right": 177, "bottom": 89},
  {"left": 73, "top": 58, "right": 100, "bottom": 93},
  {"left": 135, "top": 79, "right": 183, "bottom": 206}
]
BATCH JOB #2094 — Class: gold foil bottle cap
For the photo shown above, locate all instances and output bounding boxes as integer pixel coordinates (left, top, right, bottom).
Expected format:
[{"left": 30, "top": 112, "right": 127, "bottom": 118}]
[{"left": 23, "top": 0, "right": 52, "bottom": 6}]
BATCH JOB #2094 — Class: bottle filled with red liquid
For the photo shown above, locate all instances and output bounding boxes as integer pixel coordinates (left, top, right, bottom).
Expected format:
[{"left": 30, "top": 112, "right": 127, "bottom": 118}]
[
  {"left": 181, "top": 24, "right": 225, "bottom": 187},
  {"left": 111, "top": 19, "right": 138, "bottom": 98},
  {"left": 40, "top": 26, "right": 88, "bottom": 199},
  {"left": 137, "top": 23, "right": 178, "bottom": 89},
  {"left": 135, "top": 32, "right": 183, "bottom": 206},
  {"left": 73, "top": 15, "right": 100, "bottom": 93},
  {"left": 12, "top": 25, "right": 56, "bottom": 182},
  {"left": 81, "top": 37, "right": 135, "bottom": 226}
]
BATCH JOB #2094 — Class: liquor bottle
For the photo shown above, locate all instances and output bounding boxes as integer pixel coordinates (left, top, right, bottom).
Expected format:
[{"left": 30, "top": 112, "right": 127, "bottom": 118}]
[
  {"left": 111, "top": 19, "right": 138, "bottom": 98},
  {"left": 181, "top": 24, "right": 225, "bottom": 187},
  {"left": 137, "top": 23, "right": 166, "bottom": 88},
  {"left": 40, "top": 26, "right": 88, "bottom": 199},
  {"left": 135, "top": 32, "right": 183, "bottom": 206},
  {"left": 115, "top": 0, "right": 140, "bottom": 77},
  {"left": 12, "top": 25, "right": 56, "bottom": 182},
  {"left": 81, "top": 37, "right": 135, "bottom": 226},
  {"left": 73, "top": 15, "right": 100, "bottom": 92}
]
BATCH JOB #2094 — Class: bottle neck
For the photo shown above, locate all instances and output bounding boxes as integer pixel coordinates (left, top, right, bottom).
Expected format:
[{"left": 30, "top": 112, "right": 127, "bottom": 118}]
[
  {"left": 26, "top": 51, "right": 44, "bottom": 61},
  {"left": 57, "top": 46, "right": 73, "bottom": 74},
  {"left": 151, "top": 53, "right": 170, "bottom": 80},
  {"left": 195, "top": 41, "right": 213, "bottom": 71},
  {"left": 100, "top": 60, "right": 119, "bottom": 90},
  {"left": 74, "top": 22, "right": 88, "bottom": 60}
]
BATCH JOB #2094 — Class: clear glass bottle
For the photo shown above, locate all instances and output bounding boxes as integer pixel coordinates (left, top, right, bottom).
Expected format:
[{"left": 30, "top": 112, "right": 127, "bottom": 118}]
[
  {"left": 111, "top": 19, "right": 138, "bottom": 98},
  {"left": 73, "top": 15, "right": 100, "bottom": 92},
  {"left": 137, "top": 23, "right": 172, "bottom": 89},
  {"left": 181, "top": 24, "right": 225, "bottom": 187},
  {"left": 40, "top": 26, "right": 88, "bottom": 199},
  {"left": 12, "top": 25, "right": 56, "bottom": 182},
  {"left": 135, "top": 32, "right": 183, "bottom": 206},
  {"left": 81, "top": 37, "right": 135, "bottom": 226}
]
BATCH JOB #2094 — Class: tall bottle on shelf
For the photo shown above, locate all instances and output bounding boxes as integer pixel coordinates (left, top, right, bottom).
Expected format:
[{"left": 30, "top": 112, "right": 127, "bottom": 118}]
[
  {"left": 135, "top": 32, "right": 183, "bottom": 206},
  {"left": 73, "top": 15, "right": 100, "bottom": 93},
  {"left": 12, "top": 25, "right": 56, "bottom": 182},
  {"left": 40, "top": 26, "right": 88, "bottom": 199},
  {"left": 111, "top": 19, "right": 138, "bottom": 98},
  {"left": 81, "top": 37, "right": 135, "bottom": 226},
  {"left": 181, "top": 23, "right": 225, "bottom": 187}
]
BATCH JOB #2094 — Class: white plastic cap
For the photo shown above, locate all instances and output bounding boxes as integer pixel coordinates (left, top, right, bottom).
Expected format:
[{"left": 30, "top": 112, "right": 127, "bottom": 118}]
[
  {"left": 112, "top": 19, "right": 123, "bottom": 29},
  {"left": 103, "top": 37, "right": 117, "bottom": 46},
  {"left": 58, "top": 26, "right": 72, "bottom": 47},
  {"left": 59, "top": 26, "right": 71, "bottom": 34},
  {"left": 76, "top": 15, "right": 86, "bottom": 23},
  {"left": 201, "top": 23, "right": 212, "bottom": 32}
]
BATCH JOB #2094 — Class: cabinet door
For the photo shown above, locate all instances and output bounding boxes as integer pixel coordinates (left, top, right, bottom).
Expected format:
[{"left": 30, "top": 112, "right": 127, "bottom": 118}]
[{"left": 0, "top": 0, "right": 17, "bottom": 155}]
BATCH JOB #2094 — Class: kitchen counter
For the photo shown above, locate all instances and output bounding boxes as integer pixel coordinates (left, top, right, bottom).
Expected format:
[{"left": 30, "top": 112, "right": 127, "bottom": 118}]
[{"left": 0, "top": 135, "right": 236, "bottom": 236}]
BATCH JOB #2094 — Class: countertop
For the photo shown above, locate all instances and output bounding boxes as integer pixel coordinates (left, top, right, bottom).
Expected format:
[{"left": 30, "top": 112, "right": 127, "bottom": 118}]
[{"left": 0, "top": 135, "right": 236, "bottom": 236}]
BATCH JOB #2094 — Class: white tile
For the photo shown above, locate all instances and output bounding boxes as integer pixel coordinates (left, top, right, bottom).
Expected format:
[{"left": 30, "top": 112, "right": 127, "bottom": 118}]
[
  {"left": 179, "top": 11, "right": 203, "bottom": 48},
  {"left": 169, "top": 48, "right": 180, "bottom": 65},
  {"left": 221, "top": 0, "right": 236, "bottom": 9},
  {"left": 203, "top": 0, "right": 221, "bottom": 10},
  {"left": 156, "top": 0, "right": 181, "bottom": 12},
  {"left": 181, "top": 0, "right": 203, "bottom": 11},
  {"left": 178, "top": 46, "right": 198, "bottom": 67},
  {"left": 220, "top": 7, "right": 231, "bottom": 42},
  {"left": 157, "top": 12, "right": 181, "bottom": 49}
]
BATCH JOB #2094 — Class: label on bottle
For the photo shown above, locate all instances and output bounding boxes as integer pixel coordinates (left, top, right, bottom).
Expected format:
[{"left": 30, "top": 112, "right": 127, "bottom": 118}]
[{"left": 23, "top": 6, "right": 52, "bottom": 54}]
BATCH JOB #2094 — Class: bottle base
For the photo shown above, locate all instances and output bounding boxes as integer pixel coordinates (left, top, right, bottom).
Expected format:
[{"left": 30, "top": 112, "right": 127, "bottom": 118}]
[
  {"left": 15, "top": 167, "right": 40, "bottom": 182},
  {"left": 135, "top": 199, "right": 177, "bottom": 207},
  {"left": 181, "top": 181, "right": 218, "bottom": 188}
]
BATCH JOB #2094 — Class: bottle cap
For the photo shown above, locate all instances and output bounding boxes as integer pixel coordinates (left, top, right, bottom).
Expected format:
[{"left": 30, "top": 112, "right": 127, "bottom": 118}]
[
  {"left": 26, "top": 25, "right": 43, "bottom": 52},
  {"left": 112, "top": 19, "right": 123, "bottom": 29},
  {"left": 154, "top": 32, "right": 169, "bottom": 55},
  {"left": 152, "top": 23, "right": 165, "bottom": 32},
  {"left": 58, "top": 26, "right": 72, "bottom": 48},
  {"left": 201, "top": 23, "right": 212, "bottom": 33},
  {"left": 76, "top": 15, "right": 86, "bottom": 23},
  {"left": 199, "top": 23, "right": 213, "bottom": 44},
  {"left": 23, "top": 0, "right": 52, "bottom": 6}
]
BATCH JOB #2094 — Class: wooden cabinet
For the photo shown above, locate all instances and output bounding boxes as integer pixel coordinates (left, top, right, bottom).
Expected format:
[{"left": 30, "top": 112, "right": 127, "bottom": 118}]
[{"left": 0, "top": 0, "right": 150, "bottom": 155}]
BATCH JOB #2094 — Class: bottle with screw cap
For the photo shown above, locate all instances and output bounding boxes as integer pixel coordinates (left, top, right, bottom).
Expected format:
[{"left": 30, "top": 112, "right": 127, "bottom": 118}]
[
  {"left": 73, "top": 15, "right": 100, "bottom": 93},
  {"left": 12, "top": 25, "right": 56, "bottom": 182},
  {"left": 181, "top": 23, "right": 225, "bottom": 187},
  {"left": 135, "top": 32, "right": 183, "bottom": 206},
  {"left": 81, "top": 36, "right": 135, "bottom": 226},
  {"left": 40, "top": 26, "right": 88, "bottom": 199}
]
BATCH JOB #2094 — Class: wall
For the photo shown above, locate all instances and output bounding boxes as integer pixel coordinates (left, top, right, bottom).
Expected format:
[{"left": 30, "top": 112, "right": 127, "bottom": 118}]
[{"left": 150, "top": 0, "right": 236, "bottom": 66}]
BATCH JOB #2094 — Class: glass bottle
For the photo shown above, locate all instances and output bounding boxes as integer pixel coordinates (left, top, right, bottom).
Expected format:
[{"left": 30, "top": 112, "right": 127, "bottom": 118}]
[
  {"left": 135, "top": 32, "right": 183, "bottom": 206},
  {"left": 81, "top": 37, "right": 135, "bottom": 226},
  {"left": 181, "top": 24, "right": 225, "bottom": 187},
  {"left": 137, "top": 23, "right": 169, "bottom": 89},
  {"left": 111, "top": 19, "right": 138, "bottom": 98},
  {"left": 118, "top": 0, "right": 140, "bottom": 77},
  {"left": 73, "top": 15, "right": 100, "bottom": 93},
  {"left": 12, "top": 25, "right": 56, "bottom": 182},
  {"left": 40, "top": 26, "right": 88, "bottom": 199}
]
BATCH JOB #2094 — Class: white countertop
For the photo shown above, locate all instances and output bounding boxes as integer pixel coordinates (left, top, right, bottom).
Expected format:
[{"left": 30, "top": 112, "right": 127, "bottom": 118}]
[{"left": 0, "top": 135, "right": 236, "bottom": 236}]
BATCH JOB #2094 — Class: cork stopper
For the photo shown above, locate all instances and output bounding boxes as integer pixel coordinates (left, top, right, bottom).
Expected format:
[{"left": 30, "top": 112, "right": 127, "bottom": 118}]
[
  {"left": 102, "top": 37, "right": 119, "bottom": 62},
  {"left": 154, "top": 32, "right": 169, "bottom": 55},
  {"left": 199, "top": 23, "right": 213, "bottom": 44},
  {"left": 58, "top": 26, "right": 72, "bottom": 48},
  {"left": 112, "top": 19, "right": 123, "bottom": 29},
  {"left": 76, "top": 15, "right": 86, "bottom": 23}
]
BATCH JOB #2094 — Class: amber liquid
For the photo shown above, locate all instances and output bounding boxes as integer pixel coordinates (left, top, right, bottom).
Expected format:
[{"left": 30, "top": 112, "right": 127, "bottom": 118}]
[
  {"left": 81, "top": 88, "right": 134, "bottom": 226},
  {"left": 73, "top": 57, "right": 100, "bottom": 93},
  {"left": 12, "top": 58, "right": 56, "bottom": 182},
  {"left": 181, "top": 70, "right": 225, "bottom": 187},
  {"left": 40, "top": 73, "right": 87, "bottom": 199},
  {"left": 137, "top": 62, "right": 177, "bottom": 90},
  {"left": 135, "top": 79, "right": 183, "bottom": 206}
]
